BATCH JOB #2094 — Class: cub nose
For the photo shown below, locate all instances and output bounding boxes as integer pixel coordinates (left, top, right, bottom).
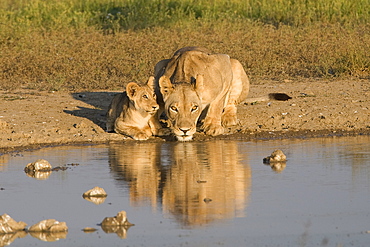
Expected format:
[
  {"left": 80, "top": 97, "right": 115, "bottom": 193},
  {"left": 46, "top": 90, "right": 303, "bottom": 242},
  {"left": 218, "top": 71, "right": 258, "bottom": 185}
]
[{"left": 152, "top": 105, "right": 159, "bottom": 111}]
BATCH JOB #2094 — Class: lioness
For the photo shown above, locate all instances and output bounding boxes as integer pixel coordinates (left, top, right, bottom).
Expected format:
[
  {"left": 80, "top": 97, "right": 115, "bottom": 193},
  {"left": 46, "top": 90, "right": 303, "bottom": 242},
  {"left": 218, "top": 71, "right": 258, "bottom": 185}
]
[
  {"left": 106, "top": 76, "right": 161, "bottom": 140},
  {"left": 154, "top": 47, "right": 250, "bottom": 141}
]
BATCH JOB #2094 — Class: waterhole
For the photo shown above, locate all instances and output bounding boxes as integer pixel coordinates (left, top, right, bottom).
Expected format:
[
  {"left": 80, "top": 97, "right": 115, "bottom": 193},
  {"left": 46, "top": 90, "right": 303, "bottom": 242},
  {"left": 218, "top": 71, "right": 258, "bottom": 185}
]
[{"left": 1, "top": 136, "right": 370, "bottom": 246}]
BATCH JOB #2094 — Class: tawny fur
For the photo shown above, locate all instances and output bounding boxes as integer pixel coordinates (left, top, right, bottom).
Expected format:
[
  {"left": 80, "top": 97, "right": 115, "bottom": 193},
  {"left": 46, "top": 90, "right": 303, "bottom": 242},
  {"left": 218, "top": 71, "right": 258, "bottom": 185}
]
[{"left": 106, "top": 76, "right": 162, "bottom": 140}]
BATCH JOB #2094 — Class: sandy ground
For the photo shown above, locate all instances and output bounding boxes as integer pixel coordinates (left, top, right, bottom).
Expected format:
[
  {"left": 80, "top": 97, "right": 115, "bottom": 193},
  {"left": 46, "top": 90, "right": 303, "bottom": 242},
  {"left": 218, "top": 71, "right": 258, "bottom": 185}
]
[{"left": 0, "top": 79, "right": 369, "bottom": 153}]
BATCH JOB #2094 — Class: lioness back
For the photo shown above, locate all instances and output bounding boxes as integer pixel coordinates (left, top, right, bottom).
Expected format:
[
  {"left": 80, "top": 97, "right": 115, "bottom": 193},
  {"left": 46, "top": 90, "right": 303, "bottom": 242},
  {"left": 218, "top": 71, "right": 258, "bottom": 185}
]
[{"left": 106, "top": 76, "right": 161, "bottom": 140}]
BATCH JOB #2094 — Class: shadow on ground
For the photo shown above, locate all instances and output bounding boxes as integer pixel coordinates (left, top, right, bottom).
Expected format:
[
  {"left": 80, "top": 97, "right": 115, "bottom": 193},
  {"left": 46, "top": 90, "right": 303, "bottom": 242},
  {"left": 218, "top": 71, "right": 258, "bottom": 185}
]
[{"left": 64, "top": 91, "right": 119, "bottom": 130}]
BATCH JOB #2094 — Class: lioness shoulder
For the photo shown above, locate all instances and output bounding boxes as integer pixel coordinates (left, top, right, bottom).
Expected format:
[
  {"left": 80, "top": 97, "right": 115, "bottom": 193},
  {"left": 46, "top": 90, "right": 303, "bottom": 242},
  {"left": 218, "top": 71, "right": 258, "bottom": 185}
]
[{"left": 106, "top": 76, "right": 161, "bottom": 140}]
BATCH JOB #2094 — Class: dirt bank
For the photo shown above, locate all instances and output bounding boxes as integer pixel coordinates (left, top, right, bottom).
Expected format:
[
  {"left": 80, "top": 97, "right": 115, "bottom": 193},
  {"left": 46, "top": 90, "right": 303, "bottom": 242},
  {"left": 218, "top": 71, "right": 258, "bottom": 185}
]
[{"left": 1, "top": 79, "right": 369, "bottom": 153}]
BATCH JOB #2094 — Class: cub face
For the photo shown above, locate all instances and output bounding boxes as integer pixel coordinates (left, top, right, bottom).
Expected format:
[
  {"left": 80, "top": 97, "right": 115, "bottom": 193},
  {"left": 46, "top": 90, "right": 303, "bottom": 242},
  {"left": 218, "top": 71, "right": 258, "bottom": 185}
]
[{"left": 126, "top": 77, "right": 159, "bottom": 115}]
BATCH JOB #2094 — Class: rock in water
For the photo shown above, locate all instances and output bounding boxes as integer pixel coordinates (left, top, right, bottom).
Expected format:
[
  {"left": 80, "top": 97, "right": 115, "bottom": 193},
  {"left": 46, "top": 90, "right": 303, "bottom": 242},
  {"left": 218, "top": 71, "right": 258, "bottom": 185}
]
[
  {"left": 101, "top": 211, "right": 134, "bottom": 227},
  {"left": 24, "top": 159, "right": 52, "bottom": 172},
  {"left": 100, "top": 211, "right": 134, "bottom": 239},
  {"left": 0, "top": 214, "right": 27, "bottom": 234},
  {"left": 263, "top": 149, "right": 287, "bottom": 172},
  {"left": 263, "top": 149, "right": 287, "bottom": 163},
  {"left": 82, "top": 186, "right": 108, "bottom": 198},
  {"left": 28, "top": 219, "right": 68, "bottom": 232}
]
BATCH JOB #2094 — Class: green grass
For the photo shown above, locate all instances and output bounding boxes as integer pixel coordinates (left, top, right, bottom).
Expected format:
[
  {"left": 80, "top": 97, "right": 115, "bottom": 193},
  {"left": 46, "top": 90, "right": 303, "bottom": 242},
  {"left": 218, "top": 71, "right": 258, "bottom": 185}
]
[
  {"left": 1, "top": 0, "right": 369, "bottom": 33},
  {"left": 0, "top": 0, "right": 369, "bottom": 91}
]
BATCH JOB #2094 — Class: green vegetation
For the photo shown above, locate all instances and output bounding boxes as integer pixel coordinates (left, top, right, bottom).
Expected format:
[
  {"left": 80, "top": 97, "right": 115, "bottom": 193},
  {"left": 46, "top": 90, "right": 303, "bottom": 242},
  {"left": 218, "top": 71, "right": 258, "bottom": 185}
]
[{"left": 0, "top": 0, "right": 369, "bottom": 91}]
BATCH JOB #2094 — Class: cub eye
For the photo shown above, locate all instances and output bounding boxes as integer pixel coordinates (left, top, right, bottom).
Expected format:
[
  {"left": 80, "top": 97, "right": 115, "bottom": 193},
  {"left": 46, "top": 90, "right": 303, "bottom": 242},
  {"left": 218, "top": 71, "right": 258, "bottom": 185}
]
[
  {"left": 142, "top": 94, "right": 148, "bottom": 99},
  {"left": 170, "top": 106, "right": 178, "bottom": 112},
  {"left": 191, "top": 105, "right": 198, "bottom": 112}
]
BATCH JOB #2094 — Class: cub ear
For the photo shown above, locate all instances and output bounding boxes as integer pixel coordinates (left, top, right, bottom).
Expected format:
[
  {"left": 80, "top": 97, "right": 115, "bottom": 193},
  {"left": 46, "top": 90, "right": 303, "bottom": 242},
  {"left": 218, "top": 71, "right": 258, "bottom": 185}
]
[
  {"left": 146, "top": 76, "right": 155, "bottom": 90},
  {"left": 126, "top": 82, "right": 140, "bottom": 100},
  {"left": 193, "top": 74, "right": 204, "bottom": 93},
  {"left": 158, "top": 75, "right": 174, "bottom": 97}
]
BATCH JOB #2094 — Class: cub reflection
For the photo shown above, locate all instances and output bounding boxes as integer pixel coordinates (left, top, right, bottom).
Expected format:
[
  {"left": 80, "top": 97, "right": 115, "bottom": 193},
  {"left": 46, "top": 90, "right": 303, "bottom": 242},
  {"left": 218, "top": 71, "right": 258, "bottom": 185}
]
[
  {"left": 109, "top": 142, "right": 162, "bottom": 208},
  {"left": 109, "top": 140, "right": 251, "bottom": 227}
]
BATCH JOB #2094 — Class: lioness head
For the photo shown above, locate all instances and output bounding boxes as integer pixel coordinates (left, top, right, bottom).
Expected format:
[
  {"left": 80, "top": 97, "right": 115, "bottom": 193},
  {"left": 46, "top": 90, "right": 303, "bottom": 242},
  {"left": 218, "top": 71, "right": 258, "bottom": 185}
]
[
  {"left": 159, "top": 75, "right": 204, "bottom": 141},
  {"left": 126, "top": 76, "right": 159, "bottom": 115}
]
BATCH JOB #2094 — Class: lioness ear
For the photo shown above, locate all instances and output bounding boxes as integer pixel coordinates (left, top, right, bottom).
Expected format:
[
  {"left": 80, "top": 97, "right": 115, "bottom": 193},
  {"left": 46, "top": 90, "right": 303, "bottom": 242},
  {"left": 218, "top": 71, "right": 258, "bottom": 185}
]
[
  {"left": 158, "top": 75, "right": 174, "bottom": 96},
  {"left": 146, "top": 76, "right": 155, "bottom": 90},
  {"left": 193, "top": 74, "right": 204, "bottom": 93},
  {"left": 126, "top": 82, "right": 139, "bottom": 100}
]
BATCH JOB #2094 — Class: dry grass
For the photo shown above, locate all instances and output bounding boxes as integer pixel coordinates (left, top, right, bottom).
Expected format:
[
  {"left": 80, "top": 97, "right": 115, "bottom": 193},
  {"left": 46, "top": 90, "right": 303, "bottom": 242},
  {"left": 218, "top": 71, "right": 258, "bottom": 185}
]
[{"left": 1, "top": 0, "right": 369, "bottom": 91}]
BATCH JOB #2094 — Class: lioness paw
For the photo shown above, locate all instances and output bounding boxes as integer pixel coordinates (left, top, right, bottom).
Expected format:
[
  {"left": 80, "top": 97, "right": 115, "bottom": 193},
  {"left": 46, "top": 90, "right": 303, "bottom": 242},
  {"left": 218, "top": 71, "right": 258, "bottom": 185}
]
[
  {"left": 221, "top": 115, "right": 237, "bottom": 127},
  {"left": 154, "top": 128, "right": 171, "bottom": 136},
  {"left": 133, "top": 132, "right": 150, "bottom": 140},
  {"left": 221, "top": 105, "right": 238, "bottom": 127},
  {"left": 202, "top": 124, "right": 224, "bottom": 136}
]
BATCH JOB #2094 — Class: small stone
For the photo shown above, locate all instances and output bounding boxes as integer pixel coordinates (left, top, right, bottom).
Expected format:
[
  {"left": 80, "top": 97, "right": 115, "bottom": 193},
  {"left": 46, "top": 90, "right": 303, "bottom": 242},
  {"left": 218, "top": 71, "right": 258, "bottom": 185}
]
[
  {"left": 82, "top": 227, "right": 97, "bottom": 233},
  {"left": 83, "top": 187, "right": 108, "bottom": 198},
  {"left": 100, "top": 211, "right": 134, "bottom": 239},
  {"left": 24, "top": 159, "right": 52, "bottom": 172},
  {"left": 28, "top": 219, "right": 68, "bottom": 232},
  {"left": 0, "top": 214, "right": 27, "bottom": 234},
  {"left": 0, "top": 119, "right": 8, "bottom": 129},
  {"left": 203, "top": 198, "right": 212, "bottom": 203},
  {"left": 101, "top": 211, "right": 134, "bottom": 227},
  {"left": 263, "top": 149, "right": 287, "bottom": 164},
  {"left": 197, "top": 180, "right": 207, "bottom": 183}
]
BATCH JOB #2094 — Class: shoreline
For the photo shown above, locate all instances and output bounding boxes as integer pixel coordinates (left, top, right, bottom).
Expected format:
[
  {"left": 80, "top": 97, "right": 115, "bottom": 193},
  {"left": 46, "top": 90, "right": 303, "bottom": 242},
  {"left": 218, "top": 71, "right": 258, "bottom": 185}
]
[{"left": 1, "top": 129, "right": 369, "bottom": 155}]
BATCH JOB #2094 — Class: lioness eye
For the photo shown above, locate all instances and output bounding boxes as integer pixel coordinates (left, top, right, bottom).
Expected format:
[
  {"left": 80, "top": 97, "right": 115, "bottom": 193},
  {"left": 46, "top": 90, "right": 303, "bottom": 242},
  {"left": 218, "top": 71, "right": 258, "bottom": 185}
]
[
  {"left": 191, "top": 105, "right": 198, "bottom": 112},
  {"left": 170, "top": 106, "right": 178, "bottom": 112}
]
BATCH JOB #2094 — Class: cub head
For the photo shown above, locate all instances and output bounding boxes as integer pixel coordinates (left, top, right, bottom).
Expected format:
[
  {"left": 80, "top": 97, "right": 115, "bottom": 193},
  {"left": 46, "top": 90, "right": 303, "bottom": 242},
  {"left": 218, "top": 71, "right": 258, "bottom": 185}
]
[
  {"left": 126, "top": 76, "right": 159, "bottom": 115},
  {"left": 159, "top": 75, "right": 204, "bottom": 141}
]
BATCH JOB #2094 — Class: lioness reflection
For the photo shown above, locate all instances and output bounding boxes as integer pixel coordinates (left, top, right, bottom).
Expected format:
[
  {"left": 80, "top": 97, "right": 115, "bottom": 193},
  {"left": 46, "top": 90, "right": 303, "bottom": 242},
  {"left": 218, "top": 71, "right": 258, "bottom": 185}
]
[{"left": 109, "top": 140, "right": 251, "bottom": 227}]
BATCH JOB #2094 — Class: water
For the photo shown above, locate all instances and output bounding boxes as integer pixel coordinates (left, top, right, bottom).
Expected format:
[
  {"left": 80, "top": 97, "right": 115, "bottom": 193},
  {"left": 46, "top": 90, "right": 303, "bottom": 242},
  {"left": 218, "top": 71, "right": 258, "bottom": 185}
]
[{"left": 1, "top": 136, "right": 370, "bottom": 246}]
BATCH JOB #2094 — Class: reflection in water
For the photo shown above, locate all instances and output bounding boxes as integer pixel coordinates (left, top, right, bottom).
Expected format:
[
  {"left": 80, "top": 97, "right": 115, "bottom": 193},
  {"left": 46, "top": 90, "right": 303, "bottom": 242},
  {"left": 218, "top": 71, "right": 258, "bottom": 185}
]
[
  {"left": 28, "top": 231, "right": 68, "bottom": 242},
  {"left": 0, "top": 230, "right": 67, "bottom": 245},
  {"left": 24, "top": 170, "right": 52, "bottom": 180},
  {"left": 82, "top": 196, "right": 107, "bottom": 205},
  {"left": 0, "top": 231, "right": 27, "bottom": 246},
  {"left": 100, "top": 224, "right": 132, "bottom": 239},
  {"left": 1, "top": 136, "right": 370, "bottom": 246},
  {"left": 109, "top": 140, "right": 251, "bottom": 227},
  {"left": 100, "top": 210, "right": 134, "bottom": 239},
  {"left": 264, "top": 162, "right": 286, "bottom": 173},
  {"left": 109, "top": 142, "right": 162, "bottom": 208},
  {"left": 0, "top": 155, "right": 9, "bottom": 171}
]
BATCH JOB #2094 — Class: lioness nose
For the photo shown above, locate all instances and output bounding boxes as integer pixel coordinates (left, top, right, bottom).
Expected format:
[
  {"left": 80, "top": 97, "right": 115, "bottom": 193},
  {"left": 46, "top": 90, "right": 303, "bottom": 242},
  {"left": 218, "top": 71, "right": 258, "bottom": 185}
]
[{"left": 179, "top": 128, "right": 190, "bottom": 135}]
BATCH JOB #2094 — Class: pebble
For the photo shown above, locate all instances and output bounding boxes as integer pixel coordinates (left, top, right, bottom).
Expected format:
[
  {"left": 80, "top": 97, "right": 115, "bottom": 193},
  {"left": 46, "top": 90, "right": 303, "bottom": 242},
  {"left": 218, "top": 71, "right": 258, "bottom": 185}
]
[
  {"left": 24, "top": 159, "right": 52, "bottom": 172},
  {"left": 263, "top": 149, "right": 287, "bottom": 163},
  {"left": 83, "top": 186, "right": 108, "bottom": 198},
  {"left": 28, "top": 219, "right": 68, "bottom": 232}
]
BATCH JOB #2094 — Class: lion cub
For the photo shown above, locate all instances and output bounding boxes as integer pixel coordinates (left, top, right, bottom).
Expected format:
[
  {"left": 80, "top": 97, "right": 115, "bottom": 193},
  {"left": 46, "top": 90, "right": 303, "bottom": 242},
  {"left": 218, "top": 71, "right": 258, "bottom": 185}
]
[{"left": 106, "top": 76, "right": 161, "bottom": 140}]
